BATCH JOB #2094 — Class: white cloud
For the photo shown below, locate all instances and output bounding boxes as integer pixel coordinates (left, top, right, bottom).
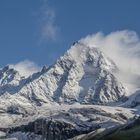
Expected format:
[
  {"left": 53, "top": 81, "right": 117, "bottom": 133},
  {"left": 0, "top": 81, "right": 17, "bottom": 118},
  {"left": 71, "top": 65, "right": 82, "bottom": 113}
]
[
  {"left": 80, "top": 30, "right": 140, "bottom": 92},
  {"left": 40, "top": 1, "right": 59, "bottom": 41},
  {"left": 10, "top": 60, "right": 41, "bottom": 77}
]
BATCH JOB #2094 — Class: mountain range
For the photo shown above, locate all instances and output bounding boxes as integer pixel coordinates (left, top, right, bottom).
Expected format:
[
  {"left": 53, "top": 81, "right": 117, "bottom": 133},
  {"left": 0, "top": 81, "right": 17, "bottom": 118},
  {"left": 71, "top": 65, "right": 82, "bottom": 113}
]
[{"left": 0, "top": 41, "right": 140, "bottom": 140}]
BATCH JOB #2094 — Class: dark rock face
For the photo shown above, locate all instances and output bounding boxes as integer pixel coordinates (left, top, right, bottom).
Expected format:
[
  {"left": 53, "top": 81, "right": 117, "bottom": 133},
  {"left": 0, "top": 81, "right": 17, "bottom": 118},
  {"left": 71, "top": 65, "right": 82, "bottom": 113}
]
[
  {"left": 72, "top": 117, "right": 140, "bottom": 140},
  {"left": 5, "top": 118, "right": 100, "bottom": 140},
  {"left": 101, "top": 118, "right": 140, "bottom": 140}
]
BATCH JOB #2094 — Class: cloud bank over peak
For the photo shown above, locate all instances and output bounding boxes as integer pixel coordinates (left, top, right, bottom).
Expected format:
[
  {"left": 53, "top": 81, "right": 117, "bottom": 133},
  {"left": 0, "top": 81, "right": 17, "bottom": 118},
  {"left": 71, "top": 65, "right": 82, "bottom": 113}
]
[
  {"left": 10, "top": 60, "right": 41, "bottom": 78},
  {"left": 80, "top": 30, "right": 140, "bottom": 92}
]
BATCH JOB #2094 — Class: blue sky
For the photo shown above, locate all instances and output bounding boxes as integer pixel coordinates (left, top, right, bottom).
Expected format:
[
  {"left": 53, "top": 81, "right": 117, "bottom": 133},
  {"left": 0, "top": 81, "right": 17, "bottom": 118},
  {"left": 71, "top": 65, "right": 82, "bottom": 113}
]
[{"left": 0, "top": 0, "right": 140, "bottom": 69}]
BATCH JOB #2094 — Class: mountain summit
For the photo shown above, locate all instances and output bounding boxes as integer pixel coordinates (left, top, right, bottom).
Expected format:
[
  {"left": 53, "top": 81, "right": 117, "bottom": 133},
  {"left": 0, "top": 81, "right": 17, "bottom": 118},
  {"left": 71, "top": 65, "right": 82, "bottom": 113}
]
[
  {"left": 0, "top": 41, "right": 138, "bottom": 140},
  {"left": 0, "top": 41, "right": 126, "bottom": 112}
]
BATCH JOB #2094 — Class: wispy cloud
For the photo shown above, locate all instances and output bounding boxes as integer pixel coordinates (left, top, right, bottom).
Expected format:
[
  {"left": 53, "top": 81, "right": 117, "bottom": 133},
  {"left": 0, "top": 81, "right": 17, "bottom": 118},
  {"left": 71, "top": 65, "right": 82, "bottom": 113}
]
[
  {"left": 10, "top": 60, "right": 41, "bottom": 77},
  {"left": 39, "top": 1, "right": 59, "bottom": 42},
  {"left": 80, "top": 30, "right": 140, "bottom": 92}
]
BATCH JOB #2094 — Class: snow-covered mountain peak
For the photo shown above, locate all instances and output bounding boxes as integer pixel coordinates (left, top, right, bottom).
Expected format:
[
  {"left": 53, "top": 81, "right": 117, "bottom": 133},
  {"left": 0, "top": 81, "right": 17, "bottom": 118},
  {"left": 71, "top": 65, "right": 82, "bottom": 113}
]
[
  {"left": 0, "top": 41, "right": 139, "bottom": 140},
  {"left": 41, "top": 41, "right": 126, "bottom": 104},
  {"left": 63, "top": 41, "right": 117, "bottom": 73},
  {"left": 0, "top": 65, "right": 23, "bottom": 86},
  {"left": 0, "top": 65, "right": 15, "bottom": 74},
  {"left": 0, "top": 41, "right": 126, "bottom": 107},
  {"left": 0, "top": 65, "right": 26, "bottom": 95}
]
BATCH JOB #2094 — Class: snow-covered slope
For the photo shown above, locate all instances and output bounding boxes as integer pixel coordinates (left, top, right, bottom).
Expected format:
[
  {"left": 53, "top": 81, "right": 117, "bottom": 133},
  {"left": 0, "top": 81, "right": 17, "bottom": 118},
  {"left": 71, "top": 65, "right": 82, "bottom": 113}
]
[
  {"left": 0, "top": 41, "right": 127, "bottom": 114},
  {"left": 0, "top": 104, "right": 135, "bottom": 140},
  {"left": 52, "top": 42, "right": 126, "bottom": 104}
]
